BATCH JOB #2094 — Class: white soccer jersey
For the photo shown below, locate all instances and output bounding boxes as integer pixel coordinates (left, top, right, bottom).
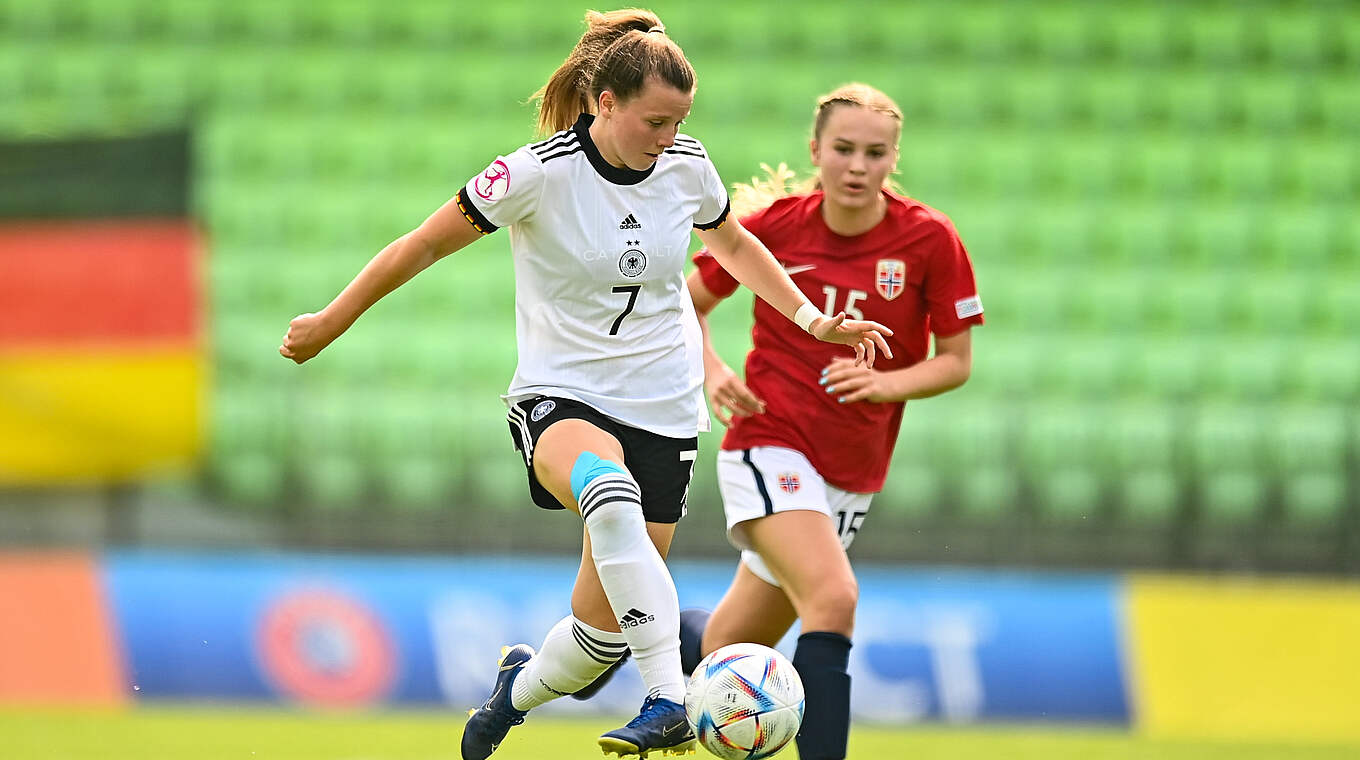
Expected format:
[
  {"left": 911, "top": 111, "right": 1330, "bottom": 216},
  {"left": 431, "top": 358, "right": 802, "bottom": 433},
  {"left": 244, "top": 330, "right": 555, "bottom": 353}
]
[{"left": 456, "top": 113, "right": 730, "bottom": 438}]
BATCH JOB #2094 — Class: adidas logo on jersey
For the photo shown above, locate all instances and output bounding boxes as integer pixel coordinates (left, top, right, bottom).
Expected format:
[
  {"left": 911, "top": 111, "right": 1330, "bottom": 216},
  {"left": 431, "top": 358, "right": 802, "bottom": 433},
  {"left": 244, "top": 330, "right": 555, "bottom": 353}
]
[
  {"left": 619, "top": 607, "right": 655, "bottom": 628},
  {"left": 618, "top": 213, "right": 642, "bottom": 230}
]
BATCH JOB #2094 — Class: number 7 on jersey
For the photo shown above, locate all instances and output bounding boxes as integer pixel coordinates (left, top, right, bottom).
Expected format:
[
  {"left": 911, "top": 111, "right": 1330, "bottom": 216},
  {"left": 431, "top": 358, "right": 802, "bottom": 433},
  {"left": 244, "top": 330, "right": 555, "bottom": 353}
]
[{"left": 609, "top": 284, "right": 642, "bottom": 335}]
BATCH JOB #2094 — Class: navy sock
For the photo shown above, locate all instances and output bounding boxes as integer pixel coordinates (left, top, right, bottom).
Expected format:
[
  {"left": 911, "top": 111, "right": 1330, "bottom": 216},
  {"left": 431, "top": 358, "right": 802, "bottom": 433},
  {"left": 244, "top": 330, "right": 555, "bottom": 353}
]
[
  {"left": 792, "top": 631, "right": 852, "bottom": 760},
  {"left": 678, "top": 608, "right": 710, "bottom": 676}
]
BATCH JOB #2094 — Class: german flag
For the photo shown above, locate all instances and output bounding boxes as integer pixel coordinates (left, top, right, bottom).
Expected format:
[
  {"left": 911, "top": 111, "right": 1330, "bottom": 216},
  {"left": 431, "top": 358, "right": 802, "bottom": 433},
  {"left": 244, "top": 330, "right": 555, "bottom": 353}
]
[{"left": 0, "top": 132, "right": 204, "bottom": 485}]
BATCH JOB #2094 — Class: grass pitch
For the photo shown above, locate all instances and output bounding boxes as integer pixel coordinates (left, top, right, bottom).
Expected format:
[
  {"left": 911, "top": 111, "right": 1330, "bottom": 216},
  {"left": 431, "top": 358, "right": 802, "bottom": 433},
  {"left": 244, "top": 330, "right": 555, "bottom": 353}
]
[{"left": 4, "top": 707, "right": 1356, "bottom": 760}]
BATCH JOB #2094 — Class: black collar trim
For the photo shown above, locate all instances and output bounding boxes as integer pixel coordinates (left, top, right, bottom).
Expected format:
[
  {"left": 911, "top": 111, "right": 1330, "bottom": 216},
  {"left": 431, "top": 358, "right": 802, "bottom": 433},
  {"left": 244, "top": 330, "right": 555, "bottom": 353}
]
[{"left": 574, "top": 113, "right": 655, "bottom": 186}]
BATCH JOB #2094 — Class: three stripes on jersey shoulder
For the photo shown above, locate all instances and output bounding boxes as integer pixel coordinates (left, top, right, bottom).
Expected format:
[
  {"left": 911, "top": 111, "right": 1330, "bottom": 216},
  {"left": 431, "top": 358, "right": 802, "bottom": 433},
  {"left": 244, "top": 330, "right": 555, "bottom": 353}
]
[
  {"left": 665, "top": 135, "right": 705, "bottom": 158},
  {"left": 531, "top": 129, "right": 582, "bottom": 163},
  {"left": 529, "top": 131, "right": 706, "bottom": 162}
]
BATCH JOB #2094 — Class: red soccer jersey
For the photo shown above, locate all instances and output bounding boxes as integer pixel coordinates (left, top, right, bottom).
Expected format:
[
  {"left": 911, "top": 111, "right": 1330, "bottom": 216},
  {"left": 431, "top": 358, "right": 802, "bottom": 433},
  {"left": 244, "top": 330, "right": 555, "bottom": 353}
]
[{"left": 693, "top": 190, "right": 984, "bottom": 493}]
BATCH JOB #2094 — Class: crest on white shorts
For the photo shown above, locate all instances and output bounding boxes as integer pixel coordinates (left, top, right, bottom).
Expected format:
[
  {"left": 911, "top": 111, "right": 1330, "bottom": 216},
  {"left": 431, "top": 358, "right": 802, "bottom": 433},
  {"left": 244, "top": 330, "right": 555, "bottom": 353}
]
[
  {"left": 876, "top": 259, "right": 906, "bottom": 301},
  {"left": 530, "top": 399, "right": 556, "bottom": 422},
  {"left": 777, "top": 472, "right": 801, "bottom": 494}
]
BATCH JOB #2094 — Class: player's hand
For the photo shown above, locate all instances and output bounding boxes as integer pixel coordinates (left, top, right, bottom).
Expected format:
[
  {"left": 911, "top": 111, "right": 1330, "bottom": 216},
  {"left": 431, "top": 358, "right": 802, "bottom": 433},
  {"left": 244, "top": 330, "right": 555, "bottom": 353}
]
[
  {"left": 705, "top": 362, "right": 766, "bottom": 427},
  {"left": 279, "top": 312, "right": 338, "bottom": 364},
  {"left": 809, "top": 312, "right": 894, "bottom": 368},
  {"left": 820, "top": 357, "right": 895, "bottom": 404}
]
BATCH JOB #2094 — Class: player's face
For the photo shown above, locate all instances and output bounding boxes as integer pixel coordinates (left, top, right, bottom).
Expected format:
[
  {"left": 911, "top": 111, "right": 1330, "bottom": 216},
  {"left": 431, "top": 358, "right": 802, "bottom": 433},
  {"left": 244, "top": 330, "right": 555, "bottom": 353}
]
[
  {"left": 810, "top": 105, "right": 899, "bottom": 212},
  {"left": 596, "top": 77, "right": 694, "bottom": 171}
]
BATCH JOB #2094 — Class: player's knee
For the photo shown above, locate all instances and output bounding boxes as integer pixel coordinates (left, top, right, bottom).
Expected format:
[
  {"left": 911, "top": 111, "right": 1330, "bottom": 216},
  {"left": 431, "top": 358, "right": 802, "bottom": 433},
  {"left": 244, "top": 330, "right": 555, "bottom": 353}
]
[
  {"left": 803, "top": 576, "right": 858, "bottom": 631},
  {"left": 570, "top": 451, "right": 632, "bottom": 503}
]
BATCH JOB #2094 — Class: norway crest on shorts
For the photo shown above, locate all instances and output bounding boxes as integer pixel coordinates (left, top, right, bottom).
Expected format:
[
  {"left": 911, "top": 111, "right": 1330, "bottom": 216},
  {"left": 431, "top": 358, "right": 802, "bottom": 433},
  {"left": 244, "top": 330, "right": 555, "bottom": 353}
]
[
  {"left": 777, "top": 472, "right": 801, "bottom": 494},
  {"left": 876, "top": 259, "right": 906, "bottom": 301}
]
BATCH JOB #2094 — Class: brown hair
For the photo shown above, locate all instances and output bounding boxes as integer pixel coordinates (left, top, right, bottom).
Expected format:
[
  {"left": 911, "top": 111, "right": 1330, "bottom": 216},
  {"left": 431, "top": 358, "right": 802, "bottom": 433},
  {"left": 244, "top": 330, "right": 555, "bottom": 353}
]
[
  {"left": 732, "top": 83, "right": 905, "bottom": 216},
  {"left": 531, "top": 9, "right": 696, "bottom": 135}
]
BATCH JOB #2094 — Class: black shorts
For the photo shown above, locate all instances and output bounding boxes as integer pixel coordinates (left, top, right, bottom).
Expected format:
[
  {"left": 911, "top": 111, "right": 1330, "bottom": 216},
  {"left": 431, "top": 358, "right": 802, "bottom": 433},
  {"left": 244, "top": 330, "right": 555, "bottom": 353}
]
[{"left": 506, "top": 395, "right": 699, "bottom": 524}]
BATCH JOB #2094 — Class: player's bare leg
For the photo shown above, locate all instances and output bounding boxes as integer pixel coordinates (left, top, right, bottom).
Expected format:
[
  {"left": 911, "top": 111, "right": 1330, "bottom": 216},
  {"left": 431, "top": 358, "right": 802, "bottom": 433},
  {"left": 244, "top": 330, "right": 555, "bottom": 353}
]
[
  {"left": 701, "top": 562, "right": 799, "bottom": 652},
  {"left": 691, "top": 510, "right": 856, "bottom": 760}
]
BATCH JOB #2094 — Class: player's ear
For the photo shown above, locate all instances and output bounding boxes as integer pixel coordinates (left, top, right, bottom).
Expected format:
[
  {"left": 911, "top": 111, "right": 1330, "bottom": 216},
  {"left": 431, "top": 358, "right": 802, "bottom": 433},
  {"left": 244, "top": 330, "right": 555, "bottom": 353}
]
[
  {"left": 598, "top": 89, "right": 616, "bottom": 118},
  {"left": 809, "top": 138, "right": 820, "bottom": 166}
]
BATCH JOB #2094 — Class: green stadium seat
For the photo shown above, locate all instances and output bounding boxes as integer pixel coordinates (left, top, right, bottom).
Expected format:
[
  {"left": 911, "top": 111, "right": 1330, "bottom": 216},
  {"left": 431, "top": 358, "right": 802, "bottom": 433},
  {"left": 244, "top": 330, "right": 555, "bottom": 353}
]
[
  {"left": 1236, "top": 74, "right": 1305, "bottom": 135},
  {"left": 214, "top": 452, "right": 286, "bottom": 507},
  {"left": 1105, "top": 404, "right": 1177, "bottom": 472},
  {"left": 1280, "top": 142, "right": 1355, "bottom": 205},
  {"left": 1108, "top": 5, "right": 1174, "bottom": 65},
  {"left": 1029, "top": 341, "right": 1124, "bottom": 399},
  {"left": 953, "top": 467, "right": 1018, "bottom": 523},
  {"left": 1282, "top": 472, "right": 1347, "bottom": 528},
  {"left": 1228, "top": 275, "right": 1310, "bottom": 334},
  {"left": 1003, "top": 72, "right": 1069, "bottom": 128},
  {"left": 1018, "top": 404, "right": 1101, "bottom": 472},
  {"left": 1180, "top": 205, "right": 1260, "bottom": 268},
  {"left": 1317, "top": 73, "right": 1360, "bottom": 133},
  {"left": 1201, "top": 339, "right": 1285, "bottom": 401},
  {"left": 1120, "top": 469, "right": 1181, "bottom": 526},
  {"left": 1259, "top": 208, "right": 1332, "bottom": 270},
  {"left": 1077, "top": 69, "right": 1145, "bottom": 130},
  {"left": 1261, "top": 11, "right": 1325, "bottom": 68},
  {"left": 1187, "top": 406, "right": 1267, "bottom": 475},
  {"left": 1199, "top": 470, "right": 1266, "bottom": 525},
  {"left": 1029, "top": 212, "right": 1095, "bottom": 267},
  {"left": 1022, "top": 5, "right": 1094, "bottom": 62},
  {"left": 299, "top": 451, "right": 368, "bottom": 509},
  {"left": 1035, "top": 467, "right": 1103, "bottom": 522},
  {"left": 1283, "top": 343, "right": 1360, "bottom": 402},
  {"left": 912, "top": 401, "right": 1012, "bottom": 471},
  {"left": 1104, "top": 205, "right": 1177, "bottom": 268},
  {"left": 876, "top": 464, "right": 940, "bottom": 521},
  {"left": 1183, "top": 7, "right": 1250, "bottom": 67},
  {"left": 1063, "top": 273, "right": 1149, "bottom": 335},
  {"left": 1268, "top": 408, "right": 1347, "bottom": 475}
]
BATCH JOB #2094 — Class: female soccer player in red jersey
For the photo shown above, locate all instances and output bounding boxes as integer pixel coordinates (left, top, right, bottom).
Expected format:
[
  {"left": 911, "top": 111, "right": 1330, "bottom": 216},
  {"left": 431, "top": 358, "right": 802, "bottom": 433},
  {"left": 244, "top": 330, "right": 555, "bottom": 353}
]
[{"left": 685, "top": 83, "right": 985, "bottom": 760}]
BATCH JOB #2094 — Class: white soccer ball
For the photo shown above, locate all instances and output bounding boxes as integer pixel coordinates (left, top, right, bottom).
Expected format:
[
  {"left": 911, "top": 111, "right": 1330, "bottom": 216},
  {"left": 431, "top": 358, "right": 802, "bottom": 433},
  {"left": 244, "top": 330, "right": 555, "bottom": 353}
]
[{"left": 683, "top": 643, "right": 805, "bottom": 760}]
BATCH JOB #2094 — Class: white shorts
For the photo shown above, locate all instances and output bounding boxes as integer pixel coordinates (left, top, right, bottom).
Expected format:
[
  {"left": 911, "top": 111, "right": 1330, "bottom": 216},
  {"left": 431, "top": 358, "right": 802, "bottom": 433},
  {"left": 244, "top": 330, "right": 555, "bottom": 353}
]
[{"left": 716, "top": 446, "right": 873, "bottom": 588}]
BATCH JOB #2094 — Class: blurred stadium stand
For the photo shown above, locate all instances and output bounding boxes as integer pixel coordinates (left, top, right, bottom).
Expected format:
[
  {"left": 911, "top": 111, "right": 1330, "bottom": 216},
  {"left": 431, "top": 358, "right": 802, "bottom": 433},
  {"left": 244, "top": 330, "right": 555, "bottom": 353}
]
[{"left": 0, "top": 0, "right": 1355, "bottom": 573}]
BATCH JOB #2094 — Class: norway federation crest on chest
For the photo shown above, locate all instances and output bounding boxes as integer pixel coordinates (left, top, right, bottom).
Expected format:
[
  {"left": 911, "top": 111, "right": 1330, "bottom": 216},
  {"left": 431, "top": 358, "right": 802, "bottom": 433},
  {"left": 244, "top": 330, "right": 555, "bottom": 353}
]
[{"left": 876, "top": 259, "right": 906, "bottom": 301}]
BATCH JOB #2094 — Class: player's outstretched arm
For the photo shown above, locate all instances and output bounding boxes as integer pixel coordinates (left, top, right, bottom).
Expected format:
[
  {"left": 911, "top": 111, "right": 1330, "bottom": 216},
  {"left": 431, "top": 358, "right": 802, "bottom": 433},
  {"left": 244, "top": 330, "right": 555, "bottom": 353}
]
[
  {"left": 280, "top": 196, "right": 484, "bottom": 363},
  {"left": 821, "top": 329, "right": 973, "bottom": 404},
  {"left": 687, "top": 271, "right": 766, "bottom": 427},
  {"left": 696, "top": 220, "right": 893, "bottom": 366}
]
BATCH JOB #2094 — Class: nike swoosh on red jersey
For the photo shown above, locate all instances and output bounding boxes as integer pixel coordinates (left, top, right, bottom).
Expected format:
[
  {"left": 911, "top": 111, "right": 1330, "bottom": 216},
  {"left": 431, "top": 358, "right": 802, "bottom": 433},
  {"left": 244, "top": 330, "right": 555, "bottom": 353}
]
[{"left": 783, "top": 264, "right": 817, "bottom": 276}]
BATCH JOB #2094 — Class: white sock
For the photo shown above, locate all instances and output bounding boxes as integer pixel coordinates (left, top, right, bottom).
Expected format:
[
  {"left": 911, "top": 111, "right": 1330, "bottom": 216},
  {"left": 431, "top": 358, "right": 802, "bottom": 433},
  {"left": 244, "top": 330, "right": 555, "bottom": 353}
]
[
  {"left": 511, "top": 615, "right": 627, "bottom": 710},
  {"left": 579, "top": 472, "right": 686, "bottom": 703}
]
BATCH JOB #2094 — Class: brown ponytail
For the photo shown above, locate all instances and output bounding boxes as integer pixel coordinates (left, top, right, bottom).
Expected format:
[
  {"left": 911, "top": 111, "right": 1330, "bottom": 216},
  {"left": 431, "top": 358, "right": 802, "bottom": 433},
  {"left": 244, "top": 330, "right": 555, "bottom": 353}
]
[{"left": 531, "top": 8, "right": 696, "bottom": 135}]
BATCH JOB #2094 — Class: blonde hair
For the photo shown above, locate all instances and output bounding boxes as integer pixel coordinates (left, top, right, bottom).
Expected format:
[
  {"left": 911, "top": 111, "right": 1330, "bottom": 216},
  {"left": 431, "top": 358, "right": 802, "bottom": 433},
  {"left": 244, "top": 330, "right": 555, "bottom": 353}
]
[
  {"left": 531, "top": 9, "right": 696, "bottom": 135},
  {"left": 731, "top": 83, "right": 905, "bottom": 217}
]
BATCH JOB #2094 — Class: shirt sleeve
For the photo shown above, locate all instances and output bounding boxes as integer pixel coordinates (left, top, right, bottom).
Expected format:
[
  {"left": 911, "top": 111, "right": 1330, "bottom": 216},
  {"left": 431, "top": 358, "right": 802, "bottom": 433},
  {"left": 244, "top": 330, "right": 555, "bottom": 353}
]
[
  {"left": 922, "top": 217, "right": 985, "bottom": 336},
  {"left": 692, "top": 152, "right": 731, "bottom": 231},
  {"left": 455, "top": 146, "right": 544, "bottom": 234},
  {"left": 691, "top": 206, "right": 769, "bottom": 298}
]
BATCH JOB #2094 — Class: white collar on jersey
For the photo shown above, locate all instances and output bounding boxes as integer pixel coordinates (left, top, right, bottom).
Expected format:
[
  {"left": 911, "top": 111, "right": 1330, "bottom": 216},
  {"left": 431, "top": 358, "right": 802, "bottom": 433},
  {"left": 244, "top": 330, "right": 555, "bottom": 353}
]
[{"left": 574, "top": 113, "right": 655, "bottom": 186}]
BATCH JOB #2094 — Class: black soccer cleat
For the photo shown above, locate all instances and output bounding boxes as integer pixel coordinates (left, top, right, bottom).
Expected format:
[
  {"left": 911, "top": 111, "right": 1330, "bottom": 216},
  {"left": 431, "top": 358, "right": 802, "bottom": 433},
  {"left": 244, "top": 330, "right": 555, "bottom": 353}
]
[
  {"left": 461, "top": 644, "right": 534, "bottom": 760},
  {"left": 598, "top": 695, "right": 696, "bottom": 758}
]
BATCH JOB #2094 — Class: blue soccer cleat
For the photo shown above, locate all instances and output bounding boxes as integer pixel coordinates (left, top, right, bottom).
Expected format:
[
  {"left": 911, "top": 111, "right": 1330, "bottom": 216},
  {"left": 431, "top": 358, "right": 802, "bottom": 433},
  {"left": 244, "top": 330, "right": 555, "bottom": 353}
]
[
  {"left": 461, "top": 644, "right": 535, "bottom": 760},
  {"left": 598, "top": 695, "right": 696, "bottom": 758}
]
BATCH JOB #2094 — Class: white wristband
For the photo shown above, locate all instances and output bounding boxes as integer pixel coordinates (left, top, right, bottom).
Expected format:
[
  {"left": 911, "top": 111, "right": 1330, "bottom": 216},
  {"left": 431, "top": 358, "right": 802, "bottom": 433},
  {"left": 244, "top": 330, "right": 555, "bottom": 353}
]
[{"left": 792, "top": 302, "right": 822, "bottom": 333}]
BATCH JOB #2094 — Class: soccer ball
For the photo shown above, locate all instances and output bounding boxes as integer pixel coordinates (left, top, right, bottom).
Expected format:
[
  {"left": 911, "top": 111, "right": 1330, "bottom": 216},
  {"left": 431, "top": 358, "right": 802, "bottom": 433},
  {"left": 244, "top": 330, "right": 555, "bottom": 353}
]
[{"left": 683, "top": 643, "right": 805, "bottom": 759}]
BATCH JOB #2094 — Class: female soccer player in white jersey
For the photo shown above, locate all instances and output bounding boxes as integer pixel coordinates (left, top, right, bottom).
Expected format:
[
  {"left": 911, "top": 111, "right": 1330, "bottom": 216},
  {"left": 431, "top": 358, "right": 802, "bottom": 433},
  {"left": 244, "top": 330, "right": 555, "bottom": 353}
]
[
  {"left": 279, "top": 11, "right": 891, "bottom": 760},
  {"left": 579, "top": 83, "right": 984, "bottom": 760}
]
